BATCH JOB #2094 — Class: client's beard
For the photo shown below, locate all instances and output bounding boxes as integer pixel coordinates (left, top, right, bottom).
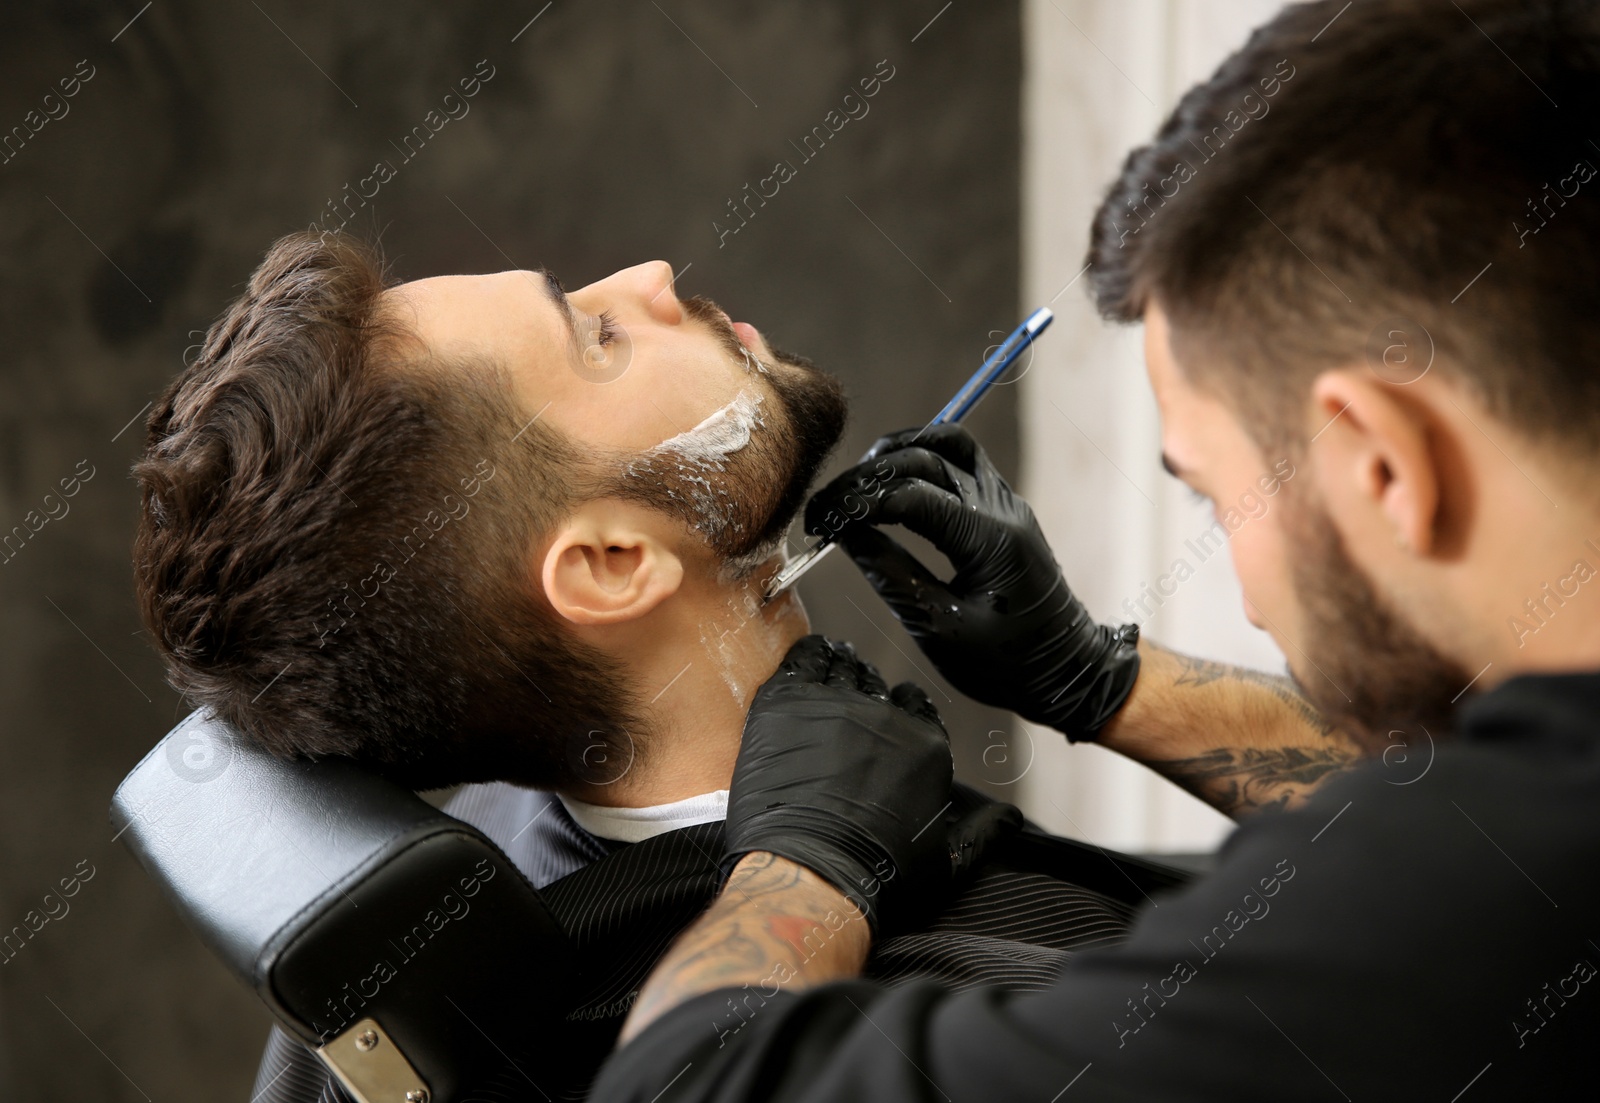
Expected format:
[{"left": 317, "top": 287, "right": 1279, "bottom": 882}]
[
  {"left": 602, "top": 296, "right": 849, "bottom": 571},
  {"left": 1283, "top": 490, "right": 1476, "bottom": 751}
]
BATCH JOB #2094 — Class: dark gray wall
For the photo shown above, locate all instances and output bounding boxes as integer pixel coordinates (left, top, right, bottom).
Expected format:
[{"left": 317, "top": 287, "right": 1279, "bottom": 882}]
[{"left": 0, "top": 2, "right": 1021, "bottom": 1098}]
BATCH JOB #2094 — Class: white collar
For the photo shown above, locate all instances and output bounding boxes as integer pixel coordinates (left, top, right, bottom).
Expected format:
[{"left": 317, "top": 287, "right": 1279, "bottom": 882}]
[{"left": 556, "top": 788, "right": 729, "bottom": 844}]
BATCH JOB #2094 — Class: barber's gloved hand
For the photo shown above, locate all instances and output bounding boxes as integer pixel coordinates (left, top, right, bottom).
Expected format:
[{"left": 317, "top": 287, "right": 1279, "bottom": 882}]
[
  {"left": 724, "top": 635, "right": 1022, "bottom": 936},
  {"left": 803, "top": 424, "right": 1140, "bottom": 743}
]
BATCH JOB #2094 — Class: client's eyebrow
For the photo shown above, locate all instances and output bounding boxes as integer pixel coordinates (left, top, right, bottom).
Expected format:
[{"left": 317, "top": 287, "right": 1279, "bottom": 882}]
[{"left": 535, "top": 266, "right": 582, "bottom": 356}]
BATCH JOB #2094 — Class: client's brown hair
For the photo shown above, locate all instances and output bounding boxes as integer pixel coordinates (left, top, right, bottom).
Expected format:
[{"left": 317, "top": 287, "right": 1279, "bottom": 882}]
[{"left": 133, "top": 232, "right": 635, "bottom": 790}]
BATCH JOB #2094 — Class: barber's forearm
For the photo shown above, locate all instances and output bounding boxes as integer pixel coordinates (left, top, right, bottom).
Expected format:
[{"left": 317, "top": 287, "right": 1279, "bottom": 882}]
[
  {"left": 1095, "top": 639, "right": 1366, "bottom": 818},
  {"left": 619, "top": 852, "right": 872, "bottom": 1046}
]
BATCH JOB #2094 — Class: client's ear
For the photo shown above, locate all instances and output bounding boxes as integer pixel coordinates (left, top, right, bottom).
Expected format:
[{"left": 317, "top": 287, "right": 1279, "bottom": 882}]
[{"left": 541, "top": 500, "right": 685, "bottom": 625}]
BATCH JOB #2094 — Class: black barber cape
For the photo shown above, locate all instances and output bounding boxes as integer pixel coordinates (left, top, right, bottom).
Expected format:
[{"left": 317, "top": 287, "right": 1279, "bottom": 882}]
[
  {"left": 251, "top": 783, "right": 1187, "bottom": 1101},
  {"left": 596, "top": 671, "right": 1600, "bottom": 1102}
]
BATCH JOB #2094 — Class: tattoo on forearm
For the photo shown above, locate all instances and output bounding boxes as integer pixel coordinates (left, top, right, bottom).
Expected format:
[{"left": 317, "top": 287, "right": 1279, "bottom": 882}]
[
  {"left": 620, "top": 853, "right": 870, "bottom": 1044},
  {"left": 1152, "top": 642, "right": 1336, "bottom": 739},
  {"left": 1151, "top": 745, "right": 1363, "bottom": 816}
]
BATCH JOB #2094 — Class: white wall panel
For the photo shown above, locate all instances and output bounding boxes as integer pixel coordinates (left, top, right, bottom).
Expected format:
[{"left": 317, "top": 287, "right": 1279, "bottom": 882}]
[{"left": 1018, "top": 0, "right": 1292, "bottom": 853}]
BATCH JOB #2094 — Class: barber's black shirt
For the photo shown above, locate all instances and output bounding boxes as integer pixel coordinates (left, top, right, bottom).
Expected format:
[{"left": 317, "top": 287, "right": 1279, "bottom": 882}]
[{"left": 595, "top": 671, "right": 1600, "bottom": 1101}]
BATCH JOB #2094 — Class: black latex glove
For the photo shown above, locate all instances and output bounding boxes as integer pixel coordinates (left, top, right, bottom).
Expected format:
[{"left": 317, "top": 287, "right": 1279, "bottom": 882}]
[
  {"left": 724, "top": 635, "right": 1022, "bottom": 937},
  {"left": 803, "top": 424, "right": 1141, "bottom": 743}
]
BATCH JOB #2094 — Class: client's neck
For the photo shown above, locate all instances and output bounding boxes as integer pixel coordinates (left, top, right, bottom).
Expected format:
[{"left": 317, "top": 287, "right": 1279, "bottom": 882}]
[{"left": 563, "top": 561, "right": 810, "bottom": 808}]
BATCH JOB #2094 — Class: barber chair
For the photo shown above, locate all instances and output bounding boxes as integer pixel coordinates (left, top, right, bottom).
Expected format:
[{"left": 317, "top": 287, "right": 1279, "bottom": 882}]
[{"left": 110, "top": 711, "right": 578, "bottom": 1103}]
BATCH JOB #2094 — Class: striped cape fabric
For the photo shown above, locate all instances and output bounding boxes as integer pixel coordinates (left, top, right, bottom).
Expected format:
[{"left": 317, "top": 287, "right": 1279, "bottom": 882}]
[{"left": 250, "top": 782, "right": 1187, "bottom": 1102}]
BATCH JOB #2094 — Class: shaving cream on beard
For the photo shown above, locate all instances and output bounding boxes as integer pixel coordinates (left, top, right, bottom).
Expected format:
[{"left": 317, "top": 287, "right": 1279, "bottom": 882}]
[
  {"left": 646, "top": 389, "right": 764, "bottom": 465},
  {"left": 624, "top": 390, "right": 765, "bottom": 547}
]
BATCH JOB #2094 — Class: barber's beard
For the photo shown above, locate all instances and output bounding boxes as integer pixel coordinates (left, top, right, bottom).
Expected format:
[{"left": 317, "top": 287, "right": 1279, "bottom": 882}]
[
  {"left": 606, "top": 297, "right": 848, "bottom": 571},
  {"left": 1282, "top": 492, "right": 1475, "bottom": 750}
]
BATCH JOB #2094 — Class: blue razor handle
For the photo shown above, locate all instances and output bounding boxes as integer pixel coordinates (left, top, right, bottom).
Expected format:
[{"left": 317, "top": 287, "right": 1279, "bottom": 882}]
[{"left": 764, "top": 306, "right": 1054, "bottom": 601}]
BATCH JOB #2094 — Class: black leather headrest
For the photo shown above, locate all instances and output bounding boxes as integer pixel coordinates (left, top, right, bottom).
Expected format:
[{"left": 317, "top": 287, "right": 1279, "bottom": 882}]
[{"left": 111, "top": 711, "right": 579, "bottom": 1102}]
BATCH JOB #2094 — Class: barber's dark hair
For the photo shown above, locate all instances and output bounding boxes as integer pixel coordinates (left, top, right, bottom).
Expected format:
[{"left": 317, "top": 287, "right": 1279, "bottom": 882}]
[
  {"left": 1089, "top": 0, "right": 1600, "bottom": 460},
  {"left": 133, "top": 232, "right": 637, "bottom": 790}
]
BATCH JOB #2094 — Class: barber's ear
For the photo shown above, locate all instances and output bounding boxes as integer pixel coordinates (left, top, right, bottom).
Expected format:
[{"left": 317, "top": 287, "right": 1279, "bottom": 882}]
[
  {"left": 541, "top": 501, "right": 685, "bottom": 625},
  {"left": 1308, "top": 369, "right": 1440, "bottom": 556}
]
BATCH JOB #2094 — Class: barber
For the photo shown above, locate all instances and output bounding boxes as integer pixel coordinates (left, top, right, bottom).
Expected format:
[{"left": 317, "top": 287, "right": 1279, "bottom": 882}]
[{"left": 593, "top": 421, "right": 1598, "bottom": 1101}]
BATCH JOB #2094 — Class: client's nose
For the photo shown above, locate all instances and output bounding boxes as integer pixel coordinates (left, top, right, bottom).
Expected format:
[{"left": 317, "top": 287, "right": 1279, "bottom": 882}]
[
  {"left": 639, "top": 260, "right": 681, "bottom": 322},
  {"left": 589, "top": 260, "right": 680, "bottom": 324}
]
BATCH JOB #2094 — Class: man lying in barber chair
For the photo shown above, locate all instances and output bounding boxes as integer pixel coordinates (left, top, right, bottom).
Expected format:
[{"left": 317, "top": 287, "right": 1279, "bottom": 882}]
[{"left": 130, "top": 233, "right": 1359, "bottom": 1101}]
